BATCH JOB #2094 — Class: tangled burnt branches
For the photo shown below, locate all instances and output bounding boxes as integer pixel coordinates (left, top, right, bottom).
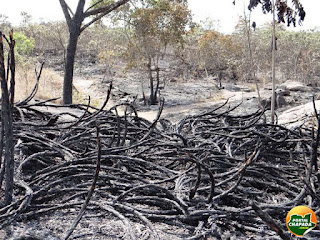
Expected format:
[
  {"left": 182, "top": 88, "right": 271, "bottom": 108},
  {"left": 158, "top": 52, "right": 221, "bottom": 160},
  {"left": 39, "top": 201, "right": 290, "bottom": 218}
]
[{"left": 0, "top": 94, "right": 320, "bottom": 239}]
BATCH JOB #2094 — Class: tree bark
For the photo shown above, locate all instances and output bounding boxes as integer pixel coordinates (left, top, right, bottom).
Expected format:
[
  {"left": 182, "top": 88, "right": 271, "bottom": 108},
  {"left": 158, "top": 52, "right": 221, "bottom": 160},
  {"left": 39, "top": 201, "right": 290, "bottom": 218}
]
[
  {"left": 60, "top": 0, "right": 84, "bottom": 105},
  {"left": 147, "top": 58, "right": 156, "bottom": 105},
  {"left": 154, "top": 66, "right": 160, "bottom": 103},
  {"left": 0, "top": 32, "right": 14, "bottom": 206},
  {"left": 63, "top": 28, "right": 80, "bottom": 105}
]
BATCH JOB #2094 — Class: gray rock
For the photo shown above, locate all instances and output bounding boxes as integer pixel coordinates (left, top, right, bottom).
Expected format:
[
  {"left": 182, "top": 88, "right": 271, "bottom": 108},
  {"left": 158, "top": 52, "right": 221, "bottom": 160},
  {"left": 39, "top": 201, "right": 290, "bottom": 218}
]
[
  {"left": 260, "top": 93, "right": 287, "bottom": 109},
  {"left": 224, "top": 84, "right": 241, "bottom": 91},
  {"left": 278, "top": 100, "right": 320, "bottom": 128},
  {"left": 280, "top": 80, "right": 309, "bottom": 92}
]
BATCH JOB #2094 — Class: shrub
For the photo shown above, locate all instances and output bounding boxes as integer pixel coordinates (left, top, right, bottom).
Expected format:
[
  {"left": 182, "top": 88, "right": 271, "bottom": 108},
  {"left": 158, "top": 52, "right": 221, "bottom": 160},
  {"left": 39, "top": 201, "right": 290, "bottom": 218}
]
[{"left": 13, "top": 31, "right": 35, "bottom": 56}]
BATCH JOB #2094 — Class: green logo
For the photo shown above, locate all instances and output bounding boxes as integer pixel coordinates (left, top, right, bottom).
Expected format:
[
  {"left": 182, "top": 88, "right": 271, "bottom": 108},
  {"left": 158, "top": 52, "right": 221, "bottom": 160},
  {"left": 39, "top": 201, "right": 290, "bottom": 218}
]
[
  {"left": 286, "top": 206, "right": 317, "bottom": 236},
  {"left": 287, "top": 213, "right": 316, "bottom": 236}
]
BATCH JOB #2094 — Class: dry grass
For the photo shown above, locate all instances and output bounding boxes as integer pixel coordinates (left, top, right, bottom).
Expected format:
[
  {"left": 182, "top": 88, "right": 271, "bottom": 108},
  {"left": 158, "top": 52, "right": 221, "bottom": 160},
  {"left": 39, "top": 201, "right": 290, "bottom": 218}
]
[
  {"left": 15, "top": 67, "right": 64, "bottom": 104},
  {"left": 209, "top": 92, "right": 225, "bottom": 102},
  {"left": 14, "top": 67, "right": 100, "bottom": 106},
  {"left": 248, "top": 83, "right": 256, "bottom": 92}
]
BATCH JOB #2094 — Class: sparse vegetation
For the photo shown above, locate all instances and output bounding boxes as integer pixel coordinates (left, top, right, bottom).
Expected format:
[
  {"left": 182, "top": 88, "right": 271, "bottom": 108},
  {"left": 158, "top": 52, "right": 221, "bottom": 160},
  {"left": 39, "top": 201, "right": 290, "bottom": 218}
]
[
  {"left": 5, "top": 1, "right": 320, "bottom": 107},
  {"left": 15, "top": 68, "right": 63, "bottom": 103}
]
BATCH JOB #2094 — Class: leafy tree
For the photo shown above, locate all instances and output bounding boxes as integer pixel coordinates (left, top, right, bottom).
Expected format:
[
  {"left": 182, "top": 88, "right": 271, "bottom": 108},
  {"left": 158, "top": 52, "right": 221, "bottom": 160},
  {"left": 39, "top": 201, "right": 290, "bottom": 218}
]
[
  {"left": 59, "top": 0, "right": 130, "bottom": 104},
  {"left": 98, "top": 48, "right": 120, "bottom": 75},
  {"left": 198, "top": 30, "right": 240, "bottom": 80},
  {"left": 85, "top": 26, "right": 127, "bottom": 76},
  {"left": 14, "top": 32, "right": 35, "bottom": 56},
  {"left": 124, "top": 0, "right": 191, "bottom": 105},
  {"left": 172, "top": 26, "right": 202, "bottom": 80},
  {"left": 245, "top": 0, "right": 305, "bottom": 26}
]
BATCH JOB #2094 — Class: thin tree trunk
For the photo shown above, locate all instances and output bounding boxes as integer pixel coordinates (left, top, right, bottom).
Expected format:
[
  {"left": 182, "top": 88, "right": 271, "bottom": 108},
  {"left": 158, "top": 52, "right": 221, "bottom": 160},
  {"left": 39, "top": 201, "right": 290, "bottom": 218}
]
[
  {"left": 245, "top": 9, "right": 263, "bottom": 113},
  {"left": 147, "top": 57, "right": 156, "bottom": 105},
  {"left": 154, "top": 66, "right": 160, "bottom": 103},
  {"left": 9, "top": 32, "right": 15, "bottom": 108},
  {"left": 271, "top": 0, "right": 276, "bottom": 124},
  {"left": 204, "top": 67, "right": 209, "bottom": 78},
  {"left": 63, "top": 30, "right": 79, "bottom": 105}
]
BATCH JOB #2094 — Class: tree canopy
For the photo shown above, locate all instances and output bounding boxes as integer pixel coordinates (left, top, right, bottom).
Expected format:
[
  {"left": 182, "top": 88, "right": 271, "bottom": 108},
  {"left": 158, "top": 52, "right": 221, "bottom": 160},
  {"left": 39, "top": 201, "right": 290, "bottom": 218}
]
[{"left": 124, "top": 0, "right": 191, "bottom": 104}]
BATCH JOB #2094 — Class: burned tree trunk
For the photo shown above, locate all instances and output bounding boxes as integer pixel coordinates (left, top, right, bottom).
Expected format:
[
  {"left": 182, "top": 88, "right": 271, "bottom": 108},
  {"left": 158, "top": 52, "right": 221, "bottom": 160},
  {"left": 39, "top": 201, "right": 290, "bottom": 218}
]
[
  {"left": 147, "top": 58, "right": 161, "bottom": 105},
  {"left": 59, "top": 0, "right": 130, "bottom": 104},
  {"left": 63, "top": 27, "right": 80, "bottom": 105},
  {"left": 154, "top": 66, "right": 160, "bottom": 102},
  {"left": 0, "top": 31, "right": 15, "bottom": 206},
  {"left": 147, "top": 58, "right": 155, "bottom": 105}
]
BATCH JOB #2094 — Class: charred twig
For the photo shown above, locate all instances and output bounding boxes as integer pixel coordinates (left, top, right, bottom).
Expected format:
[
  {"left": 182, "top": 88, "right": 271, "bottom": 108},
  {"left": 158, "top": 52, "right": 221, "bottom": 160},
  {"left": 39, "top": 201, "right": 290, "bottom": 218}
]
[
  {"left": 63, "top": 126, "right": 102, "bottom": 240},
  {"left": 251, "top": 201, "right": 291, "bottom": 240},
  {"left": 1, "top": 94, "right": 319, "bottom": 239},
  {"left": 311, "top": 97, "right": 320, "bottom": 172},
  {"left": 16, "top": 62, "right": 45, "bottom": 107}
]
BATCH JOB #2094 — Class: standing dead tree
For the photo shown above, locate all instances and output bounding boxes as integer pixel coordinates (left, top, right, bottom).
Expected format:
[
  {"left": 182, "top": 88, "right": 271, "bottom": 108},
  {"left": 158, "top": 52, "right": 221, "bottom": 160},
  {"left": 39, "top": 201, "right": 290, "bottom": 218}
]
[{"left": 0, "top": 30, "right": 15, "bottom": 206}]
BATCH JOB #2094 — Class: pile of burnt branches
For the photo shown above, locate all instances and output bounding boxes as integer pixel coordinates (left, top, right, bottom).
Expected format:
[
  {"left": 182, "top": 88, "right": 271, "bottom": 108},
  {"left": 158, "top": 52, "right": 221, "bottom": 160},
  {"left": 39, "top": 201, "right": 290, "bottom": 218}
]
[{"left": 0, "top": 89, "right": 320, "bottom": 239}]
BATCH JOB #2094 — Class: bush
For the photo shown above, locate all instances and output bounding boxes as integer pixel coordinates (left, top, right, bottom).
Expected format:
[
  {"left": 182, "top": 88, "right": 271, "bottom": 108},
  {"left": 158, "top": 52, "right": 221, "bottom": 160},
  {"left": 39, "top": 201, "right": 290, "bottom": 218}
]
[{"left": 14, "top": 31, "right": 35, "bottom": 56}]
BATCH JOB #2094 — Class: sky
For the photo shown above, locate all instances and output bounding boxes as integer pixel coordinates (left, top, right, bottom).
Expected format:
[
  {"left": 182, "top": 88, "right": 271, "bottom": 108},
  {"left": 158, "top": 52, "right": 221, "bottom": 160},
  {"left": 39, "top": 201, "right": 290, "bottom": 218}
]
[{"left": 0, "top": 0, "right": 319, "bottom": 33}]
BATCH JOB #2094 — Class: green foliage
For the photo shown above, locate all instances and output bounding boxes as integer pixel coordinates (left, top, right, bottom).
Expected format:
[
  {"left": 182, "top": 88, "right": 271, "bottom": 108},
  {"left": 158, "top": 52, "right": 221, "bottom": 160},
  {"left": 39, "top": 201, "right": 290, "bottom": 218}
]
[
  {"left": 122, "top": 0, "right": 191, "bottom": 104},
  {"left": 13, "top": 31, "right": 35, "bottom": 56},
  {"left": 131, "top": 0, "right": 190, "bottom": 43},
  {"left": 88, "top": 0, "right": 127, "bottom": 26},
  {"left": 125, "top": 0, "right": 191, "bottom": 68},
  {"left": 5, "top": 4, "right": 319, "bottom": 88},
  {"left": 90, "top": 0, "right": 115, "bottom": 8},
  {"left": 17, "top": 21, "right": 68, "bottom": 54}
]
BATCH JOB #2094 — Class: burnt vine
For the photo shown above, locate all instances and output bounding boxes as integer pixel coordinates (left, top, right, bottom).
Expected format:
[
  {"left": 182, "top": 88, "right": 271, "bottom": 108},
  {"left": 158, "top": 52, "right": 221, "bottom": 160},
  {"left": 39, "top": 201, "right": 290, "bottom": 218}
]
[{"left": 0, "top": 85, "right": 319, "bottom": 239}]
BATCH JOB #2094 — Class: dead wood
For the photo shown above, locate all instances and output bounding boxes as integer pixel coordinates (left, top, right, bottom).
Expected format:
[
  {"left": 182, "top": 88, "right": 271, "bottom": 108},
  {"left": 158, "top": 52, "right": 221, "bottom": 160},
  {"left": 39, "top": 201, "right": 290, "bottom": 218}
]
[{"left": 0, "top": 85, "right": 319, "bottom": 239}]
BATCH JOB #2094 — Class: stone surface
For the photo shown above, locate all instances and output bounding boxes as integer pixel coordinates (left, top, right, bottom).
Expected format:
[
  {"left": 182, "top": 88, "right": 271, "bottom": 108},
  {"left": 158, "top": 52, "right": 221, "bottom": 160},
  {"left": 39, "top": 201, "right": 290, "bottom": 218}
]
[
  {"left": 280, "top": 80, "right": 309, "bottom": 92},
  {"left": 278, "top": 100, "right": 320, "bottom": 129}
]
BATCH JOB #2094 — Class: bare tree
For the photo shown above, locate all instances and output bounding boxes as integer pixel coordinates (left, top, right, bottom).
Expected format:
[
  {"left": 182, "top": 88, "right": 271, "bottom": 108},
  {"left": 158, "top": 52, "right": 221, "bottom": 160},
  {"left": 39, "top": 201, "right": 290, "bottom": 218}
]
[
  {"left": 59, "top": 0, "right": 130, "bottom": 104},
  {"left": 242, "top": 9, "right": 263, "bottom": 114},
  {"left": 0, "top": 31, "right": 15, "bottom": 206}
]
